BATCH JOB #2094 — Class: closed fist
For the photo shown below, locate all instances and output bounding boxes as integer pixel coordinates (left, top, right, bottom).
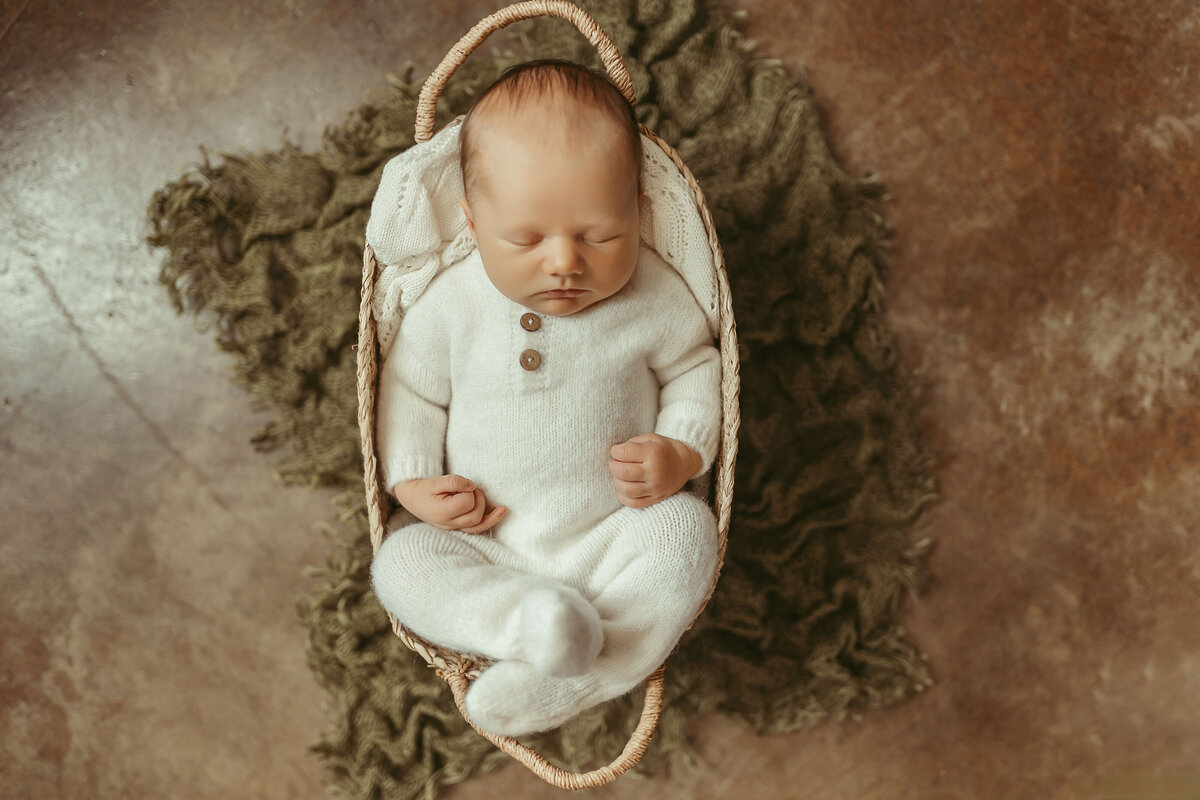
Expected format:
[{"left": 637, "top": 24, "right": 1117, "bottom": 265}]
[
  {"left": 392, "top": 474, "right": 507, "bottom": 534},
  {"left": 608, "top": 433, "right": 702, "bottom": 509}
]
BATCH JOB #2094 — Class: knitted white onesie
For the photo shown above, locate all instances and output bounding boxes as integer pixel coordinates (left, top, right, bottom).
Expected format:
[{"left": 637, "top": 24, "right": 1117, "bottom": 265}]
[{"left": 370, "top": 244, "right": 721, "bottom": 735}]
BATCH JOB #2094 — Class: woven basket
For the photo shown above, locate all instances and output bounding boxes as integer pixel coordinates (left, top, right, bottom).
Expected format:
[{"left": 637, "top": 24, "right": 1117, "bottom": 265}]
[{"left": 355, "top": 0, "right": 740, "bottom": 788}]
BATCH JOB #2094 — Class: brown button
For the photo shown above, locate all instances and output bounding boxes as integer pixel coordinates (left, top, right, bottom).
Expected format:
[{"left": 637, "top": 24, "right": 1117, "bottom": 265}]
[
  {"left": 519, "top": 349, "right": 542, "bottom": 371},
  {"left": 520, "top": 312, "right": 542, "bottom": 332}
]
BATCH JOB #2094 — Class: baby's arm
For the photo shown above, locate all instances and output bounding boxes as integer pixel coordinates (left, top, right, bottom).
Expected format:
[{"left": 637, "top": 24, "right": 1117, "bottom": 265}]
[
  {"left": 608, "top": 267, "right": 722, "bottom": 508},
  {"left": 378, "top": 290, "right": 506, "bottom": 534}
]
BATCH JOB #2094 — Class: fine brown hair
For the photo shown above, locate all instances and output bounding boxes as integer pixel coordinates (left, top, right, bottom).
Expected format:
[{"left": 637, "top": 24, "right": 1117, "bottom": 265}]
[{"left": 459, "top": 59, "right": 643, "bottom": 201}]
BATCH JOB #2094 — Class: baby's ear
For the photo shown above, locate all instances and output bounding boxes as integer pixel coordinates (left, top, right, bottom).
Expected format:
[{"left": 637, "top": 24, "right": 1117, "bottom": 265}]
[{"left": 458, "top": 196, "right": 475, "bottom": 233}]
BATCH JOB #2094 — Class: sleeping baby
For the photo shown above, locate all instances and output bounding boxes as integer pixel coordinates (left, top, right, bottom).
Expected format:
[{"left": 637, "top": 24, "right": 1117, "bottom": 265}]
[{"left": 370, "top": 58, "right": 721, "bottom": 737}]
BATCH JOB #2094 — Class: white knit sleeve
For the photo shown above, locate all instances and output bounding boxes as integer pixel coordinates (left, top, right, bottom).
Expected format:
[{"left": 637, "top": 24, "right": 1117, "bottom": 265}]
[
  {"left": 648, "top": 275, "right": 723, "bottom": 479},
  {"left": 376, "top": 293, "right": 451, "bottom": 492}
]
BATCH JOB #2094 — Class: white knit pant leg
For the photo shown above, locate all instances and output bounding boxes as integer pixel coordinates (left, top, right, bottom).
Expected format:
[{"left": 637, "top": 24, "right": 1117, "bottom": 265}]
[
  {"left": 581, "top": 491, "right": 718, "bottom": 691},
  {"left": 463, "top": 492, "right": 718, "bottom": 736},
  {"left": 370, "top": 522, "right": 546, "bottom": 661}
]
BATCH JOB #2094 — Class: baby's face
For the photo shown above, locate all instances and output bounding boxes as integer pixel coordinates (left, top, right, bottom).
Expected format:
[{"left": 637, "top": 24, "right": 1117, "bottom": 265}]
[{"left": 459, "top": 120, "right": 641, "bottom": 317}]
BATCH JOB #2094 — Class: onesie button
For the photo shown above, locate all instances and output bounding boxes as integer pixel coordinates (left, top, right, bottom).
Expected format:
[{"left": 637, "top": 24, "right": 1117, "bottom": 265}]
[
  {"left": 520, "top": 312, "right": 542, "bottom": 331},
  {"left": 519, "top": 349, "right": 542, "bottom": 371}
]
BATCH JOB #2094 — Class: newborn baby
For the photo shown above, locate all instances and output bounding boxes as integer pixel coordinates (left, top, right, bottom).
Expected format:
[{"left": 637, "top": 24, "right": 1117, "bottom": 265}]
[{"left": 370, "top": 59, "right": 721, "bottom": 736}]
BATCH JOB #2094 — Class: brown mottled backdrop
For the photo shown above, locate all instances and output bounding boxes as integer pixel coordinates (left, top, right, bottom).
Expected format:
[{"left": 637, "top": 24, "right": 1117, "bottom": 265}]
[{"left": 2, "top": 0, "right": 1197, "bottom": 798}]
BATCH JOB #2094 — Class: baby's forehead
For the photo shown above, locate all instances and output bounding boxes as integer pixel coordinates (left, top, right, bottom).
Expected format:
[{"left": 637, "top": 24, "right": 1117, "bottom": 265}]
[
  {"left": 462, "top": 83, "right": 641, "bottom": 202},
  {"left": 475, "top": 95, "right": 614, "bottom": 144}
]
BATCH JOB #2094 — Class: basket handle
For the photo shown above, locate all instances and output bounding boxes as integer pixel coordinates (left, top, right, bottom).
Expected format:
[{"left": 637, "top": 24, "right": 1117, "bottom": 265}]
[
  {"left": 442, "top": 666, "right": 665, "bottom": 790},
  {"left": 414, "top": 0, "right": 636, "bottom": 143}
]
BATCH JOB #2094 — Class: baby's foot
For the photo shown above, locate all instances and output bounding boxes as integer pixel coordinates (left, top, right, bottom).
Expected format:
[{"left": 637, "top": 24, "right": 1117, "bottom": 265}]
[
  {"left": 519, "top": 585, "right": 603, "bottom": 677},
  {"left": 463, "top": 660, "right": 600, "bottom": 737}
]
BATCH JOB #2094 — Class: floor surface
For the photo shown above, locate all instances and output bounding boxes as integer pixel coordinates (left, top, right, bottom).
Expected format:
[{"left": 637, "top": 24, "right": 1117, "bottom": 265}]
[{"left": 2, "top": 0, "right": 1198, "bottom": 797}]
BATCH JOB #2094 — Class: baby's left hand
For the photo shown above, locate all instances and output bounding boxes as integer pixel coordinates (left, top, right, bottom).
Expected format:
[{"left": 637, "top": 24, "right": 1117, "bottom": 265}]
[{"left": 608, "top": 433, "right": 703, "bottom": 509}]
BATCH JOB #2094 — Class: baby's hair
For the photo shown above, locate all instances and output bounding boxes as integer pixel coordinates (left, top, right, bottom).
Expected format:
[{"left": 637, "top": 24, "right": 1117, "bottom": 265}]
[{"left": 459, "top": 58, "right": 643, "bottom": 202}]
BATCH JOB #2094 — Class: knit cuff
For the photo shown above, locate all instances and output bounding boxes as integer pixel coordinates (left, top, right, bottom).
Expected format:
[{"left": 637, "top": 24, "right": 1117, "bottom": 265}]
[
  {"left": 382, "top": 454, "right": 444, "bottom": 495},
  {"left": 655, "top": 410, "right": 720, "bottom": 479}
]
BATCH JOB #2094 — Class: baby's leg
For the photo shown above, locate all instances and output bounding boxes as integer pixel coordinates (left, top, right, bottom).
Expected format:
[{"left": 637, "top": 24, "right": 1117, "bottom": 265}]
[
  {"left": 585, "top": 491, "right": 719, "bottom": 679},
  {"left": 464, "top": 493, "right": 718, "bottom": 735},
  {"left": 371, "top": 523, "right": 602, "bottom": 674}
]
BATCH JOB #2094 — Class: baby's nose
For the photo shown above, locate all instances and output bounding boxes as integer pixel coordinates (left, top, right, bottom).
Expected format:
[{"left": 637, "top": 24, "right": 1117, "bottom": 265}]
[{"left": 544, "top": 237, "right": 584, "bottom": 276}]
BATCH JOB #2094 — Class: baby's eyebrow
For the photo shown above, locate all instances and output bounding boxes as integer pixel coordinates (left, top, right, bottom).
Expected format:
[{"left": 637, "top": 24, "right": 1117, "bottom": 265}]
[{"left": 579, "top": 218, "right": 626, "bottom": 232}]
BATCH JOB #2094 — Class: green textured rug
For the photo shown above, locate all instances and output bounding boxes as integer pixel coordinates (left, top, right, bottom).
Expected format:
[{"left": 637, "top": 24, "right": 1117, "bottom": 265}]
[{"left": 146, "top": 0, "right": 935, "bottom": 796}]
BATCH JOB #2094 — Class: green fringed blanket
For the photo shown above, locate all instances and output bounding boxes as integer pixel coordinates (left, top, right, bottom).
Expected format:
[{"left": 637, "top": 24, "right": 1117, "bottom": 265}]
[{"left": 146, "top": 0, "right": 935, "bottom": 796}]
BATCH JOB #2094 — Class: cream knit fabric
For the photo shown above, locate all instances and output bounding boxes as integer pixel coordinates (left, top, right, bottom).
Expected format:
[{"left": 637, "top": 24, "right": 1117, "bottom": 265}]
[
  {"left": 376, "top": 247, "right": 720, "bottom": 546},
  {"left": 370, "top": 247, "right": 721, "bottom": 735},
  {"left": 373, "top": 492, "right": 717, "bottom": 735}
]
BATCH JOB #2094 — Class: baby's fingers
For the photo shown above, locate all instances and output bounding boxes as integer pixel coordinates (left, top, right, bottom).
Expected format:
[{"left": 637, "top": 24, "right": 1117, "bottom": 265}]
[
  {"left": 446, "top": 488, "right": 486, "bottom": 527},
  {"left": 614, "top": 480, "right": 655, "bottom": 507},
  {"left": 460, "top": 505, "right": 507, "bottom": 535},
  {"left": 432, "top": 474, "right": 476, "bottom": 495},
  {"left": 609, "top": 441, "right": 648, "bottom": 463},
  {"left": 438, "top": 490, "right": 477, "bottom": 519},
  {"left": 608, "top": 458, "right": 646, "bottom": 482},
  {"left": 617, "top": 492, "right": 658, "bottom": 509}
]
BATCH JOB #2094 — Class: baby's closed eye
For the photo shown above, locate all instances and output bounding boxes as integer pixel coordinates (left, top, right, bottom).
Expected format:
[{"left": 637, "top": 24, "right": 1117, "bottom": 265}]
[
  {"left": 503, "top": 233, "right": 621, "bottom": 247},
  {"left": 585, "top": 233, "right": 621, "bottom": 245}
]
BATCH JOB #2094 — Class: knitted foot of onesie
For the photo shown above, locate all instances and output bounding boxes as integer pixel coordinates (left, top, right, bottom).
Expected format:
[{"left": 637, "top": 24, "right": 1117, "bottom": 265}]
[
  {"left": 520, "top": 586, "right": 603, "bottom": 677},
  {"left": 465, "top": 660, "right": 608, "bottom": 736},
  {"left": 462, "top": 587, "right": 603, "bottom": 734}
]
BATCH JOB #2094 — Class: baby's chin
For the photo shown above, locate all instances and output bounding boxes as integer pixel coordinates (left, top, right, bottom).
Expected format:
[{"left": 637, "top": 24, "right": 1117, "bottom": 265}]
[
  {"left": 524, "top": 294, "right": 596, "bottom": 316},
  {"left": 503, "top": 283, "right": 624, "bottom": 316}
]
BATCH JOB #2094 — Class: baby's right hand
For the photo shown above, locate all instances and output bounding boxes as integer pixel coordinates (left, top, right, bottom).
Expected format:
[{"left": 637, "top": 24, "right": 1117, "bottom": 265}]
[{"left": 392, "top": 475, "right": 507, "bottom": 534}]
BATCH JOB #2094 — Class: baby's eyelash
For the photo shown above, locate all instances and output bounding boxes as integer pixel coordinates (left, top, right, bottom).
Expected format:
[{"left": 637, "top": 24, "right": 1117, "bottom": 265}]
[{"left": 503, "top": 234, "right": 621, "bottom": 246}]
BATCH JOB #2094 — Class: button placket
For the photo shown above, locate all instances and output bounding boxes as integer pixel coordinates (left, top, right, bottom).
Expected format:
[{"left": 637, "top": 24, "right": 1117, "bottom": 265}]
[{"left": 516, "top": 312, "right": 547, "bottom": 385}]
